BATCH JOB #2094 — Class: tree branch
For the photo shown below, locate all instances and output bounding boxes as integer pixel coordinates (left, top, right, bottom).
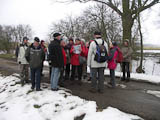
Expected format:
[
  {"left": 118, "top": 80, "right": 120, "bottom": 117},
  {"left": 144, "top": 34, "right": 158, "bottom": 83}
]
[{"left": 132, "top": 0, "right": 159, "bottom": 15}]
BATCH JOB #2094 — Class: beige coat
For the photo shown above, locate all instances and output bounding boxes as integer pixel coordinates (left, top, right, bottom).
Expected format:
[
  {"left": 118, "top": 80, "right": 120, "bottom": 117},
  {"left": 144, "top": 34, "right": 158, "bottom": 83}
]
[
  {"left": 18, "top": 45, "right": 29, "bottom": 64},
  {"left": 87, "top": 38, "right": 108, "bottom": 68},
  {"left": 121, "top": 46, "right": 133, "bottom": 62}
]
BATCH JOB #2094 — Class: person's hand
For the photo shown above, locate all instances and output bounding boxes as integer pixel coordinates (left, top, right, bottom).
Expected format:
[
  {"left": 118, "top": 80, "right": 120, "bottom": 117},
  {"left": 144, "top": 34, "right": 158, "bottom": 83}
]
[{"left": 19, "top": 61, "right": 21, "bottom": 64}]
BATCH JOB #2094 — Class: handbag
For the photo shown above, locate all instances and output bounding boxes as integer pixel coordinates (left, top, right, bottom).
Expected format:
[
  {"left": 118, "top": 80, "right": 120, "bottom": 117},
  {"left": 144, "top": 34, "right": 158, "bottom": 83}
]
[{"left": 79, "top": 55, "right": 86, "bottom": 65}]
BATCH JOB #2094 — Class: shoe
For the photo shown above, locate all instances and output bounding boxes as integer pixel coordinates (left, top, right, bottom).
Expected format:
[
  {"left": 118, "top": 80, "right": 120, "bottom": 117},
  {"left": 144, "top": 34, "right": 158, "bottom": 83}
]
[
  {"left": 59, "top": 83, "right": 65, "bottom": 87},
  {"left": 120, "top": 78, "right": 125, "bottom": 81},
  {"left": 125, "top": 78, "right": 130, "bottom": 82},
  {"left": 51, "top": 88, "right": 59, "bottom": 91},
  {"left": 31, "top": 86, "right": 35, "bottom": 90},
  {"left": 98, "top": 89, "right": 104, "bottom": 94},
  {"left": 83, "top": 75, "right": 87, "bottom": 79},
  {"left": 89, "top": 88, "right": 97, "bottom": 93},
  {"left": 36, "top": 89, "right": 42, "bottom": 91},
  {"left": 88, "top": 77, "right": 91, "bottom": 81}
]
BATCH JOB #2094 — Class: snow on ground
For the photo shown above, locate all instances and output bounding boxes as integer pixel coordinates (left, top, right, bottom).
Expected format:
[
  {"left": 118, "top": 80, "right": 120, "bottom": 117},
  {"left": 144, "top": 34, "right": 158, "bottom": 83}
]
[
  {"left": 0, "top": 74, "right": 143, "bottom": 120},
  {"left": 147, "top": 90, "right": 160, "bottom": 98}
]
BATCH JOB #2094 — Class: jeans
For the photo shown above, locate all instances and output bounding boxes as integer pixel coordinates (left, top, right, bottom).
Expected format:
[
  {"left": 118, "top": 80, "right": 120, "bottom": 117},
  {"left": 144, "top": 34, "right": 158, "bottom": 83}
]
[
  {"left": 110, "top": 69, "right": 115, "bottom": 87},
  {"left": 122, "top": 62, "right": 130, "bottom": 80},
  {"left": 30, "top": 68, "right": 41, "bottom": 90},
  {"left": 50, "top": 67, "right": 61, "bottom": 89},
  {"left": 91, "top": 68, "right": 105, "bottom": 91}
]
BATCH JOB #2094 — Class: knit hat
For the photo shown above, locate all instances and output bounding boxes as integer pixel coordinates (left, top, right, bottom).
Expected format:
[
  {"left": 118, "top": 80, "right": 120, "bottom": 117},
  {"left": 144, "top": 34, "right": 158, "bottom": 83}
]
[
  {"left": 94, "top": 31, "right": 101, "bottom": 35},
  {"left": 124, "top": 39, "right": 129, "bottom": 43},
  {"left": 34, "top": 37, "right": 40, "bottom": 42},
  {"left": 53, "top": 33, "right": 61, "bottom": 38},
  {"left": 112, "top": 41, "right": 117, "bottom": 46},
  {"left": 23, "top": 37, "right": 29, "bottom": 41}
]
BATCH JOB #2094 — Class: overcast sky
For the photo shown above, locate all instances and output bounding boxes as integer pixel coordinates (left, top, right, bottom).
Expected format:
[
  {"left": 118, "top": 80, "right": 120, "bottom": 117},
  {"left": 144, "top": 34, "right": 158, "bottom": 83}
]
[{"left": 0, "top": 0, "right": 160, "bottom": 45}]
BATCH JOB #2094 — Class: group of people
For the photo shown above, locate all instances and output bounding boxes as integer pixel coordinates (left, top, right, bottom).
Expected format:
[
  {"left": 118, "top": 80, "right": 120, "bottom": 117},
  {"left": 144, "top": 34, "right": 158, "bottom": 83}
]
[{"left": 17, "top": 31, "right": 133, "bottom": 93}]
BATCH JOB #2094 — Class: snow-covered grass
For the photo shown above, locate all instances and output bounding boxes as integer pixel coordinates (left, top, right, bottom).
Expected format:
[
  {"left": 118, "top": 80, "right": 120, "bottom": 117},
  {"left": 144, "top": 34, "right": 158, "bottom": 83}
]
[{"left": 0, "top": 74, "right": 143, "bottom": 120}]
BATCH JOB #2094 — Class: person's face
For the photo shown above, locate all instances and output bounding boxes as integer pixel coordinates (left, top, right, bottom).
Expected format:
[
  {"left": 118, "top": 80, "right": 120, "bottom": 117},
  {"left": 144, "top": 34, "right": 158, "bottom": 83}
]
[
  {"left": 69, "top": 40, "right": 73, "bottom": 44},
  {"left": 94, "top": 34, "right": 101, "bottom": 38},
  {"left": 41, "top": 41, "right": 45, "bottom": 45},
  {"left": 56, "top": 35, "right": 61, "bottom": 40},
  {"left": 124, "top": 41, "right": 128, "bottom": 46},
  {"left": 34, "top": 41, "right": 39, "bottom": 47},
  {"left": 75, "top": 40, "right": 81, "bottom": 44},
  {"left": 24, "top": 39, "right": 28, "bottom": 44},
  {"left": 109, "top": 43, "right": 113, "bottom": 48},
  {"left": 61, "top": 41, "right": 66, "bottom": 47}
]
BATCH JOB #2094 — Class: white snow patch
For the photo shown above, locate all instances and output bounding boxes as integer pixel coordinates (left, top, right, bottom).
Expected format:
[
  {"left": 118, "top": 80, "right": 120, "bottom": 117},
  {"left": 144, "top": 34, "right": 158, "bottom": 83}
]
[{"left": 147, "top": 90, "right": 160, "bottom": 98}]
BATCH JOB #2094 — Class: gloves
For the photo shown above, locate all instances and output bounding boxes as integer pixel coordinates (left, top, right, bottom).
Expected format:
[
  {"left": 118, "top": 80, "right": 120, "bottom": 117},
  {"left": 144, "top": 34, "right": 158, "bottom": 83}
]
[{"left": 19, "top": 61, "right": 21, "bottom": 64}]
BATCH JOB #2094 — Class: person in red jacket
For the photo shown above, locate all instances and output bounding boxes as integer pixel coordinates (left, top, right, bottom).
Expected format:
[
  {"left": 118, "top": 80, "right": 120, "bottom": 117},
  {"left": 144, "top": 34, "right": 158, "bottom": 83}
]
[
  {"left": 59, "top": 39, "right": 67, "bottom": 87},
  {"left": 70, "top": 38, "right": 86, "bottom": 85},
  {"left": 108, "top": 41, "right": 118, "bottom": 88}
]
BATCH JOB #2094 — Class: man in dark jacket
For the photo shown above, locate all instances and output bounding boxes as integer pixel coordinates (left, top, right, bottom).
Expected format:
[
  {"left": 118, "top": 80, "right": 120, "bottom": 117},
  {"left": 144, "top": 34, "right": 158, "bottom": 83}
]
[
  {"left": 25, "top": 37, "right": 45, "bottom": 91},
  {"left": 48, "top": 33, "right": 64, "bottom": 91}
]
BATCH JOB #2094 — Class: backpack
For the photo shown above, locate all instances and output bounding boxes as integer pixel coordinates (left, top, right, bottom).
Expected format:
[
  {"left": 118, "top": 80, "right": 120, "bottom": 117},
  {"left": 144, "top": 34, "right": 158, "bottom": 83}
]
[
  {"left": 116, "top": 48, "right": 123, "bottom": 63},
  {"left": 94, "top": 40, "right": 108, "bottom": 63}
]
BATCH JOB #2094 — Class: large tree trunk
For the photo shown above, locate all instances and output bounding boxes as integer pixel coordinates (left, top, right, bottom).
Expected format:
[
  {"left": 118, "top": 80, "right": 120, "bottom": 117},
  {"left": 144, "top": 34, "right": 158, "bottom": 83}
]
[{"left": 122, "top": 0, "right": 133, "bottom": 45}]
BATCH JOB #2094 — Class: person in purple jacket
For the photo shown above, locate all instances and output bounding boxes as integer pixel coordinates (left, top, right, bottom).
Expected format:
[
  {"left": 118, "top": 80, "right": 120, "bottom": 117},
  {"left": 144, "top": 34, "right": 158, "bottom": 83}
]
[{"left": 108, "top": 41, "right": 119, "bottom": 88}]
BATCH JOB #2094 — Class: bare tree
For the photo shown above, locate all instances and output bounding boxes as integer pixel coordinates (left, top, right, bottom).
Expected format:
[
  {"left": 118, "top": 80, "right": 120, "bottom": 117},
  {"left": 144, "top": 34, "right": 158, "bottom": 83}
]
[{"left": 64, "top": 0, "right": 159, "bottom": 45}]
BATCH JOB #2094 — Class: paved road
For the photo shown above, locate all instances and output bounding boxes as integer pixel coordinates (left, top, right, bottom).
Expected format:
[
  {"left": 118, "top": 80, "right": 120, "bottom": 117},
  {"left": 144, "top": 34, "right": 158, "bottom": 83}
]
[{"left": 0, "top": 58, "right": 160, "bottom": 120}]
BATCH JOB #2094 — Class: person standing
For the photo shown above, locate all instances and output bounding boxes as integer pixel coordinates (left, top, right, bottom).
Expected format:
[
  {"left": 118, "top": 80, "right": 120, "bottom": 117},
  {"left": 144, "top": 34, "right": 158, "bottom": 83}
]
[
  {"left": 17, "top": 37, "right": 29, "bottom": 86},
  {"left": 25, "top": 37, "right": 45, "bottom": 91},
  {"left": 48, "top": 33, "right": 64, "bottom": 91},
  {"left": 70, "top": 38, "right": 86, "bottom": 85},
  {"left": 40, "top": 40, "right": 47, "bottom": 76},
  {"left": 64, "top": 38, "right": 74, "bottom": 80},
  {"left": 87, "top": 31, "right": 108, "bottom": 93},
  {"left": 108, "top": 41, "right": 118, "bottom": 88},
  {"left": 121, "top": 39, "right": 133, "bottom": 82},
  {"left": 59, "top": 39, "right": 67, "bottom": 87}
]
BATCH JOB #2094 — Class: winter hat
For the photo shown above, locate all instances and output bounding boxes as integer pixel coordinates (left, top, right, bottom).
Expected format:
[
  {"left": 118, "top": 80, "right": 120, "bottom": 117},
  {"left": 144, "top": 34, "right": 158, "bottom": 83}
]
[
  {"left": 69, "top": 37, "right": 73, "bottom": 41},
  {"left": 112, "top": 41, "right": 117, "bottom": 46},
  {"left": 23, "top": 37, "right": 29, "bottom": 41},
  {"left": 124, "top": 39, "right": 129, "bottom": 43},
  {"left": 94, "top": 31, "right": 101, "bottom": 35},
  {"left": 34, "top": 37, "right": 40, "bottom": 42},
  {"left": 75, "top": 38, "right": 81, "bottom": 41},
  {"left": 53, "top": 33, "right": 61, "bottom": 38},
  {"left": 41, "top": 40, "right": 45, "bottom": 44}
]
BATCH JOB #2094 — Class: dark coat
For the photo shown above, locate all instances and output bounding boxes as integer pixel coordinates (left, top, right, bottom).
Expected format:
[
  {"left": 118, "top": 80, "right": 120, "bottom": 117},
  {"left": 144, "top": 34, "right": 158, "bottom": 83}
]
[
  {"left": 48, "top": 39, "right": 64, "bottom": 68},
  {"left": 25, "top": 43, "right": 45, "bottom": 69}
]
